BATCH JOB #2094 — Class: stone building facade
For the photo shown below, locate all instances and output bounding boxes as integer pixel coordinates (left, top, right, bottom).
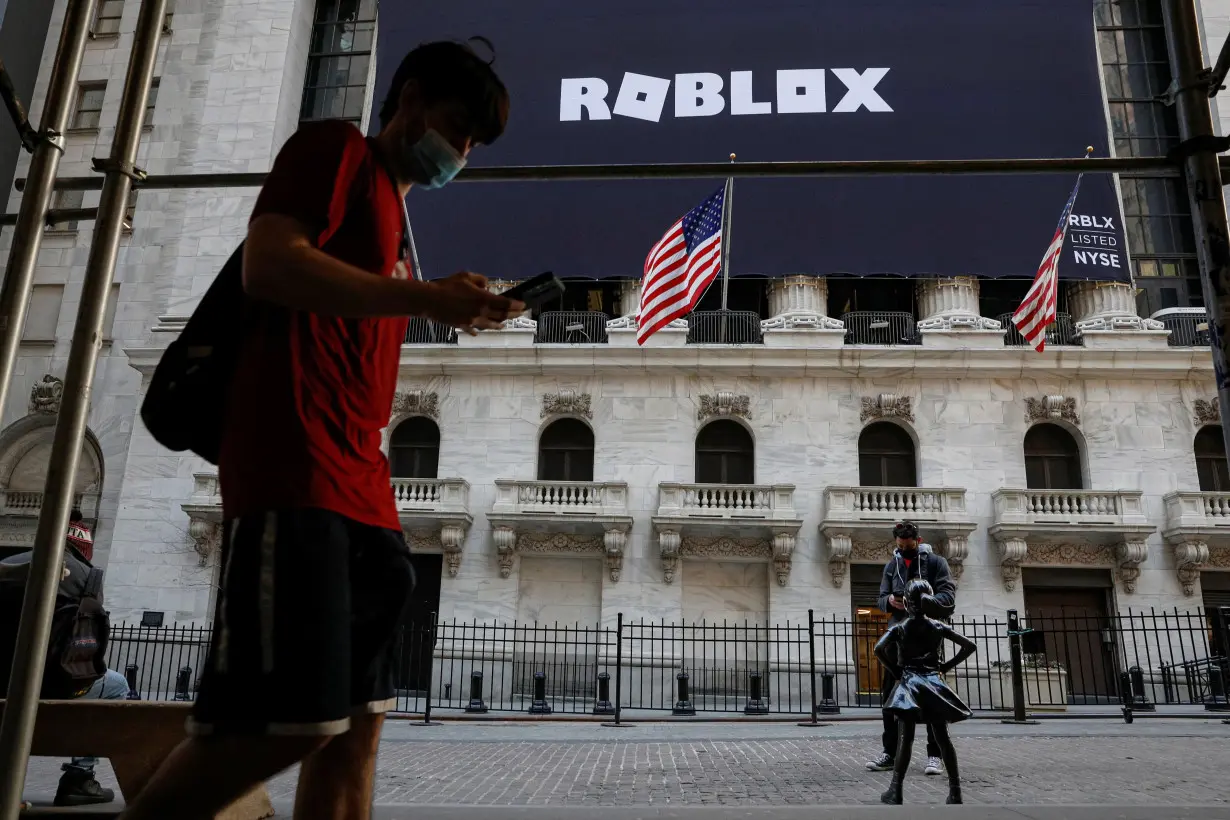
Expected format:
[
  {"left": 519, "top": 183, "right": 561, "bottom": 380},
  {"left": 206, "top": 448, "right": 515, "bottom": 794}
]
[{"left": 1, "top": 0, "right": 1230, "bottom": 656}]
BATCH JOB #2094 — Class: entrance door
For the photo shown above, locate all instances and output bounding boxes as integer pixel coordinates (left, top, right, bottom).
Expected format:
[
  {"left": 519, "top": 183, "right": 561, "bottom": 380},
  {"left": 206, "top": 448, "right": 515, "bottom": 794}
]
[
  {"left": 852, "top": 572, "right": 889, "bottom": 706},
  {"left": 395, "top": 553, "right": 443, "bottom": 696},
  {"left": 1023, "top": 586, "right": 1117, "bottom": 704}
]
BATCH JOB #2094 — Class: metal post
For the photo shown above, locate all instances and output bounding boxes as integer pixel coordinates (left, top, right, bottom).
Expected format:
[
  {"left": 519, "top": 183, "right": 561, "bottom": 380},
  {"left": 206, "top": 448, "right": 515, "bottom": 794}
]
[
  {"left": 528, "top": 671, "right": 552, "bottom": 715},
  {"left": 0, "top": 0, "right": 96, "bottom": 419},
  {"left": 1162, "top": 0, "right": 1230, "bottom": 468},
  {"left": 0, "top": 0, "right": 164, "bottom": 812},
  {"left": 604, "top": 612, "right": 625, "bottom": 727},
  {"left": 807, "top": 609, "right": 819, "bottom": 723},
  {"left": 1001, "top": 610, "right": 1039, "bottom": 726},
  {"left": 173, "top": 666, "right": 192, "bottom": 701},
  {"left": 718, "top": 157, "right": 735, "bottom": 344},
  {"left": 593, "top": 671, "right": 614, "bottom": 716},
  {"left": 1128, "top": 665, "right": 1154, "bottom": 711},
  {"left": 744, "top": 671, "right": 769, "bottom": 715},
  {"left": 673, "top": 670, "right": 696, "bottom": 716},
  {"left": 465, "top": 670, "right": 489, "bottom": 713},
  {"left": 1118, "top": 671, "right": 1135, "bottom": 724},
  {"left": 124, "top": 663, "right": 140, "bottom": 700}
]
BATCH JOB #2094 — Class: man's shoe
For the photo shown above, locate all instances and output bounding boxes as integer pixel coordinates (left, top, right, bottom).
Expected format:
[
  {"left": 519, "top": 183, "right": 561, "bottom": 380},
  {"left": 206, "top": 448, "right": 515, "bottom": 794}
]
[
  {"left": 54, "top": 770, "right": 115, "bottom": 806},
  {"left": 924, "top": 756, "right": 944, "bottom": 776},
  {"left": 866, "top": 752, "right": 895, "bottom": 771},
  {"left": 946, "top": 785, "right": 963, "bottom": 804}
]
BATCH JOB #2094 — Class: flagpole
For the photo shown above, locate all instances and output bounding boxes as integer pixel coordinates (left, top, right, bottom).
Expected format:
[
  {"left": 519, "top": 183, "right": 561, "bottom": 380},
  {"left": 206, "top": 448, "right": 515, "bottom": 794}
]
[{"left": 720, "top": 153, "right": 736, "bottom": 312}]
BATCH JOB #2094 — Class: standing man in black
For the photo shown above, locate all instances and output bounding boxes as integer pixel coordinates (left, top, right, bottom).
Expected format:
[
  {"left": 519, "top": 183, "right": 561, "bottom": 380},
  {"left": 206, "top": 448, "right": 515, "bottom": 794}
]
[{"left": 865, "top": 521, "right": 957, "bottom": 777}]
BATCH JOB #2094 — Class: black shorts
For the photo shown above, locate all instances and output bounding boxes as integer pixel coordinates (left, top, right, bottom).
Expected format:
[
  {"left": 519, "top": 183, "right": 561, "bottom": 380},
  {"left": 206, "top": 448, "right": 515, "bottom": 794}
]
[{"left": 188, "top": 508, "right": 415, "bottom": 737}]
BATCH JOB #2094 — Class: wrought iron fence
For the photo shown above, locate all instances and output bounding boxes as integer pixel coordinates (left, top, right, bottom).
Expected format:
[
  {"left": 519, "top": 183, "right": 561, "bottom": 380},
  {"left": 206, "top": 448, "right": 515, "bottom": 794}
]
[
  {"left": 840, "top": 311, "right": 920, "bottom": 345},
  {"left": 997, "top": 311, "right": 1082, "bottom": 347},
  {"left": 104, "top": 607, "right": 1230, "bottom": 719},
  {"left": 686, "top": 310, "right": 765, "bottom": 344},
  {"left": 534, "top": 311, "right": 610, "bottom": 344},
  {"left": 404, "top": 316, "right": 458, "bottom": 345},
  {"left": 1154, "top": 309, "right": 1211, "bottom": 347}
]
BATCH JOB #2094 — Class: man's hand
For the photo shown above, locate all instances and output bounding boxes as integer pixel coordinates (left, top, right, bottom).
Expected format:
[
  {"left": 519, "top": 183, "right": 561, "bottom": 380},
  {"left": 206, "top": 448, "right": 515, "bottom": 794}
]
[
  {"left": 422, "top": 272, "right": 526, "bottom": 335},
  {"left": 888, "top": 594, "right": 906, "bottom": 610}
]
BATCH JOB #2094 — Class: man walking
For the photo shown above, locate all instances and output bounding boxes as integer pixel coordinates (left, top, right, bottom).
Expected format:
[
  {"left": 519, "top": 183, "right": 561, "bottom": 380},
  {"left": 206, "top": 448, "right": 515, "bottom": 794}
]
[
  {"left": 120, "top": 40, "right": 523, "bottom": 820},
  {"left": 865, "top": 521, "right": 957, "bottom": 777}
]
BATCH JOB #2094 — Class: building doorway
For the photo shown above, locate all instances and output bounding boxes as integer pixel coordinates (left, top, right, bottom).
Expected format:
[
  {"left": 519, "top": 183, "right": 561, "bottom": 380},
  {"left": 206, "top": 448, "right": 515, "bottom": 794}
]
[
  {"left": 1202, "top": 572, "right": 1230, "bottom": 657},
  {"left": 1022, "top": 569, "right": 1118, "bottom": 705},
  {"left": 394, "top": 552, "right": 443, "bottom": 696},
  {"left": 851, "top": 564, "right": 890, "bottom": 707}
]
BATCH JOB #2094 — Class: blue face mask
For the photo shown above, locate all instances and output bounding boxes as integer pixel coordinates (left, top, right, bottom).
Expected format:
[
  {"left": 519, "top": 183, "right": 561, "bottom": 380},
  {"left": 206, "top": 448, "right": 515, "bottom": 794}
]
[{"left": 407, "top": 128, "right": 467, "bottom": 190}]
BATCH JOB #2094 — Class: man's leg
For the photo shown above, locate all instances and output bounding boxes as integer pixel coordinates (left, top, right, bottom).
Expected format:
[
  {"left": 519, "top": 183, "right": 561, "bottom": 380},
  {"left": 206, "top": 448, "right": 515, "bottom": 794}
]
[
  {"left": 56, "top": 669, "right": 131, "bottom": 806},
  {"left": 294, "top": 713, "right": 385, "bottom": 820},
  {"left": 289, "top": 520, "right": 414, "bottom": 820},
  {"left": 122, "top": 511, "right": 360, "bottom": 818},
  {"left": 119, "top": 735, "right": 325, "bottom": 820}
]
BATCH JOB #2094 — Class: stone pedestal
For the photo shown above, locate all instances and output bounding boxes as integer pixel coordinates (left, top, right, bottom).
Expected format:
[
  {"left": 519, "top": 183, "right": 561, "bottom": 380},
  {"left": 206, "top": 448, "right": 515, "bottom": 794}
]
[
  {"left": 1068, "top": 282, "right": 1164, "bottom": 331},
  {"left": 915, "top": 277, "right": 1001, "bottom": 331},
  {"left": 760, "top": 275, "right": 844, "bottom": 332},
  {"left": 619, "top": 279, "right": 642, "bottom": 318},
  {"left": 608, "top": 279, "right": 688, "bottom": 343}
]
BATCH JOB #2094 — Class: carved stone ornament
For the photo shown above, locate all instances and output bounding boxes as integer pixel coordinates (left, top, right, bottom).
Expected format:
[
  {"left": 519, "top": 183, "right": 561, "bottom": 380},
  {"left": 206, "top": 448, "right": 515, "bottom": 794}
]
[
  {"left": 1209, "top": 544, "right": 1230, "bottom": 570},
  {"left": 187, "top": 519, "right": 221, "bottom": 568},
  {"left": 541, "top": 390, "right": 592, "bottom": 420},
  {"left": 402, "top": 529, "right": 443, "bottom": 554},
  {"left": 659, "top": 529, "right": 681, "bottom": 584},
  {"left": 998, "top": 538, "right": 1028, "bottom": 592},
  {"left": 827, "top": 532, "right": 853, "bottom": 588},
  {"left": 680, "top": 536, "right": 771, "bottom": 560},
  {"left": 503, "top": 316, "right": 538, "bottom": 330},
  {"left": 860, "top": 394, "right": 913, "bottom": 424},
  {"left": 517, "top": 531, "right": 605, "bottom": 555},
  {"left": 939, "top": 536, "right": 969, "bottom": 585},
  {"left": 772, "top": 532, "right": 797, "bottom": 586},
  {"left": 759, "top": 313, "right": 845, "bottom": 332},
  {"left": 851, "top": 539, "right": 895, "bottom": 563},
  {"left": 392, "top": 389, "right": 439, "bottom": 421},
  {"left": 1194, "top": 398, "right": 1220, "bottom": 426},
  {"left": 29, "top": 374, "right": 64, "bottom": 415},
  {"left": 493, "top": 526, "right": 517, "bottom": 579},
  {"left": 605, "top": 528, "right": 628, "bottom": 583},
  {"left": 1172, "top": 540, "right": 1210, "bottom": 597},
  {"left": 698, "top": 392, "right": 751, "bottom": 422},
  {"left": 441, "top": 524, "right": 466, "bottom": 578},
  {"left": 1027, "top": 542, "right": 1114, "bottom": 566},
  {"left": 1114, "top": 539, "right": 1149, "bottom": 594},
  {"left": 605, "top": 315, "right": 688, "bottom": 331},
  {"left": 1025, "top": 396, "right": 1080, "bottom": 426}
]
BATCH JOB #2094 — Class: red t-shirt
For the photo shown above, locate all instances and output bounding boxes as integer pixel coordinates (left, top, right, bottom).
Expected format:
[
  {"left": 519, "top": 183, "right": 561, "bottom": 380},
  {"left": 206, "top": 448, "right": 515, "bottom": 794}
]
[{"left": 219, "top": 120, "right": 410, "bottom": 531}]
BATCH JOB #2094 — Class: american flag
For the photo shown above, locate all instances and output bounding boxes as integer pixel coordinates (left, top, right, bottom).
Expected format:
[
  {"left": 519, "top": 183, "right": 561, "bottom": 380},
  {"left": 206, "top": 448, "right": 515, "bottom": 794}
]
[
  {"left": 1012, "top": 176, "right": 1084, "bottom": 352},
  {"left": 637, "top": 185, "right": 727, "bottom": 345}
]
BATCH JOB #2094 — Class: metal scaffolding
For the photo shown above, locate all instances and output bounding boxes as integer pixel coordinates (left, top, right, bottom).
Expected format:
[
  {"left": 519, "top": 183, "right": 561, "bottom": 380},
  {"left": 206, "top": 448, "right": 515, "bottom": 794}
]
[{"left": 0, "top": 0, "right": 1228, "bottom": 815}]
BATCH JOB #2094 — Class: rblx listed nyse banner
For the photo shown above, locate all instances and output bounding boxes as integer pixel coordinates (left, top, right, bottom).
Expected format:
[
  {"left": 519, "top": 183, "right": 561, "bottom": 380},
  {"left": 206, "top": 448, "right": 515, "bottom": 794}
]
[{"left": 372, "top": 0, "right": 1129, "bottom": 283}]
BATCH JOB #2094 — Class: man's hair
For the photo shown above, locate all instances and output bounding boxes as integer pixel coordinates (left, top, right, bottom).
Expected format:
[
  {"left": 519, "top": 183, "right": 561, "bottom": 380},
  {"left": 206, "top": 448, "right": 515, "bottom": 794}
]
[
  {"left": 70, "top": 507, "right": 83, "bottom": 523},
  {"left": 378, "top": 38, "right": 510, "bottom": 144},
  {"left": 892, "top": 520, "right": 919, "bottom": 540}
]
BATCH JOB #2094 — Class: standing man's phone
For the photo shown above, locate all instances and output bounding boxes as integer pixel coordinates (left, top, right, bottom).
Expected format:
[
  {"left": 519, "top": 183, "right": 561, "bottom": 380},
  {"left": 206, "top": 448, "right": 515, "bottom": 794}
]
[{"left": 499, "top": 272, "right": 565, "bottom": 311}]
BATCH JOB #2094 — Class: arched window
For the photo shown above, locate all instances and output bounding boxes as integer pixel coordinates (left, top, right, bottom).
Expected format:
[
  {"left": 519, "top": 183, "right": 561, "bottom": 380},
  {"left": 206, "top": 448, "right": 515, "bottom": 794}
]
[
  {"left": 538, "top": 418, "right": 594, "bottom": 482},
  {"left": 1195, "top": 426, "right": 1229, "bottom": 492},
  {"left": 1024, "top": 424, "right": 1082, "bottom": 490},
  {"left": 858, "top": 422, "right": 917, "bottom": 487},
  {"left": 389, "top": 417, "right": 440, "bottom": 479},
  {"left": 695, "top": 420, "right": 754, "bottom": 484}
]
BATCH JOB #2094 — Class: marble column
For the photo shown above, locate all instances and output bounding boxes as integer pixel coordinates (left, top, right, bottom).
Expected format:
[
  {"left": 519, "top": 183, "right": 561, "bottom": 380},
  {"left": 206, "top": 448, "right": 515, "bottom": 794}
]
[
  {"left": 1067, "top": 281, "right": 1164, "bottom": 331},
  {"left": 761, "top": 275, "right": 844, "bottom": 330},
  {"left": 915, "top": 277, "right": 1001, "bottom": 330}
]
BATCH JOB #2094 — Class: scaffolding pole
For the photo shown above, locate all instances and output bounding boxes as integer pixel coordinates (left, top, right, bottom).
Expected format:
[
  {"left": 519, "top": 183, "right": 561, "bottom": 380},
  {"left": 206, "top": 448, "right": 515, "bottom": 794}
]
[
  {"left": 0, "top": 0, "right": 97, "bottom": 432},
  {"left": 0, "top": 0, "right": 166, "bottom": 813},
  {"left": 1163, "top": 0, "right": 1230, "bottom": 472}
]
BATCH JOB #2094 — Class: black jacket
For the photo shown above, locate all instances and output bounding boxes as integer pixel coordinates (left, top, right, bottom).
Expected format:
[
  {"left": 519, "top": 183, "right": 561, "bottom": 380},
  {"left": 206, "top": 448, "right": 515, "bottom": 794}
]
[{"left": 876, "top": 543, "right": 956, "bottom": 624}]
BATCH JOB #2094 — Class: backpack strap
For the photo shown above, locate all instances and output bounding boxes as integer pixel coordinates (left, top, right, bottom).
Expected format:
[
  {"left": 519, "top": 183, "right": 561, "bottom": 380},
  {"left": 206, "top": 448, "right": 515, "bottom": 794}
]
[{"left": 82, "top": 568, "right": 104, "bottom": 601}]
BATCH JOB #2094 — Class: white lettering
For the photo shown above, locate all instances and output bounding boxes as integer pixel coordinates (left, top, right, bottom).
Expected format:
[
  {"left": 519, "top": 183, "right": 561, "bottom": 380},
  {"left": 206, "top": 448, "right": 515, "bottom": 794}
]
[
  {"left": 776, "top": 69, "right": 827, "bottom": 114},
  {"left": 559, "top": 78, "right": 611, "bottom": 121},
  {"left": 730, "top": 70, "right": 772, "bottom": 115},
  {"left": 1074, "top": 250, "right": 1122, "bottom": 267},
  {"left": 613, "top": 72, "right": 671, "bottom": 122},
  {"left": 675, "top": 73, "right": 726, "bottom": 118},
  {"left": 831, "top": 68, "right": 892, "bottom": 113}
]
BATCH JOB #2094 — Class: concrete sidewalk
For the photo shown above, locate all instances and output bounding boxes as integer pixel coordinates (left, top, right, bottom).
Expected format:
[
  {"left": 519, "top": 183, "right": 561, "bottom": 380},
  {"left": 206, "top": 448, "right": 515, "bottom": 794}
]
[{"left": 360, "top": 808, "right": 1230, "bottom": 820}]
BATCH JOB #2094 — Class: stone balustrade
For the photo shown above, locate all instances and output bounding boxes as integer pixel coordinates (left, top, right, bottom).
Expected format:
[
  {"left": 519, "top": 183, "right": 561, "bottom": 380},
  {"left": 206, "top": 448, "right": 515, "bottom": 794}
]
[{"left": 1161, "top": 491, "right": 1230, "bottom": 596}]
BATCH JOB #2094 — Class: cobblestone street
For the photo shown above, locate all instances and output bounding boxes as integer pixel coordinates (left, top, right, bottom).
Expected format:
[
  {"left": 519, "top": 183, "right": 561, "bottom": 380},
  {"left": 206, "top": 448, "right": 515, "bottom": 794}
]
[{"left": 21, "top": 717, "right": 1230, "bottom": 814}]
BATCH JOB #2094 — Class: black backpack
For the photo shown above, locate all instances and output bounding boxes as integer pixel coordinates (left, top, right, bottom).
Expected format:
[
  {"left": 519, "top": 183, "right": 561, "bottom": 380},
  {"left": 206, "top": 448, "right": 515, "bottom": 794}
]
[
  {"left": 0, "top": 566, "right": 110, "bottom": 699},
  {"left": 140, "top": 244, "right": 246, "bottom": 465}
]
